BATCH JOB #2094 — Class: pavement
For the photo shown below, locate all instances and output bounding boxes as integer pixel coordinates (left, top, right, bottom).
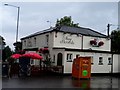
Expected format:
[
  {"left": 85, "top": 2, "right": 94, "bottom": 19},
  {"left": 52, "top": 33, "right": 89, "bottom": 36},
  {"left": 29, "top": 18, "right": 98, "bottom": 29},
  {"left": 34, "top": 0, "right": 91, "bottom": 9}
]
[{"left": 2, "top": 74, "right": 120, "bottom": 89}]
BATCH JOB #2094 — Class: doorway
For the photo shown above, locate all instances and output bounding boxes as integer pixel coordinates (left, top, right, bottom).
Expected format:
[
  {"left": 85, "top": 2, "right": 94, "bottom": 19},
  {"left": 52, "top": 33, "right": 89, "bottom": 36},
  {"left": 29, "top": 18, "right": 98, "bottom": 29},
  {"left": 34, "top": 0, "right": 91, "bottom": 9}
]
[{"left": 57, "top": 53, "right": 63, "bottom": 66}]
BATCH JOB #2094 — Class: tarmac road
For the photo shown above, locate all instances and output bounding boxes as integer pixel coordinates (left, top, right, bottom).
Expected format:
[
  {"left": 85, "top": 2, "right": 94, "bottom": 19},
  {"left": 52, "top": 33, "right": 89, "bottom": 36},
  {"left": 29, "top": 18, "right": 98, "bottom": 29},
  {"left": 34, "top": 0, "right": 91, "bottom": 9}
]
[{"left": 2, "top": 75, "right": 120, "bottom": 89}]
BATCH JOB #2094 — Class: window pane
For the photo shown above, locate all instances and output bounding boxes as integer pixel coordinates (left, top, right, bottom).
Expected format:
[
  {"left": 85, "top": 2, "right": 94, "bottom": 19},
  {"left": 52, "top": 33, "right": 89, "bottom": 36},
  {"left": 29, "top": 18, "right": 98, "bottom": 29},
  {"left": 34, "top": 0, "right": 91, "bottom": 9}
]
[
  {"left": 53, "top": 55, "right": 55, "bottom": 63},
  {"left": 91, "top": 57, "right": 94, "bottom": 65},
  {"left": 99, "top": 57, "right": 103, "bottom": 65},
  {"left": 67, "top": 53, "right": 73, "bottom": 62},
  {"left": 108, "top": 57, "right": 112, "bottom": 65}
]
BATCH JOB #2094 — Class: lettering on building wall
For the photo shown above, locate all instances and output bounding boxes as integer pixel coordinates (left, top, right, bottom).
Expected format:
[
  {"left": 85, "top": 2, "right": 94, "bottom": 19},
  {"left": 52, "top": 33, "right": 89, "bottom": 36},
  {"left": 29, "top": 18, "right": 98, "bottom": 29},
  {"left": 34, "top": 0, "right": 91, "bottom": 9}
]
[{"left": 60, "top": 35, "right": 74, "bottom": 44}]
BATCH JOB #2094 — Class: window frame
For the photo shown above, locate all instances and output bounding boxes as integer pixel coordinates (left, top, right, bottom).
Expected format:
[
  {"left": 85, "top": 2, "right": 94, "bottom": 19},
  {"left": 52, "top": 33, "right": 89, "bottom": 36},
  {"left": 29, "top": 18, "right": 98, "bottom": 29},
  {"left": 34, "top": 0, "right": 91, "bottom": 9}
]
[
  {"left": 34, "top": 37, "right": 36, "bottom": 47},
  {"left": 46, "top": 35, "right": 49, "bottom": 46},
  {"left": 91, "top": 56, "right": 94, "bottom": 65},
  {"left": 108, "top": 57, "right": 112, "bottom": 65},
  {"left": 98, "top": 57, "right": 103, "bottom": 65},
  {"left": 66, "top": 53, "right": 73, "bottom": 62},
  {"left": 52, "top": 55, "right": 55, "bottom": 63}
]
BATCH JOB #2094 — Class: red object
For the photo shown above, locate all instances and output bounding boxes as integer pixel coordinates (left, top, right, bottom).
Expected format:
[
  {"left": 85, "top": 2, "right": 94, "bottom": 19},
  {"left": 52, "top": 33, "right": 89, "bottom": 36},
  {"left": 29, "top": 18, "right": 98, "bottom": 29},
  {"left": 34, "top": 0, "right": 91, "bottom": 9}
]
[
  {"left": 43, "top": 48, "right": 49, "bottom": 53},
  {"left": 39, "top": 48, "right": 49, "bottom": 53},
  {"left": 31, "top": 65, "right": 41, "bottom": 76},
  {"left": 98, "top": 41, "right": 104, "bottom": 46},
  {"left": 22, "top": 52, "right": 43, "bottom": 59},
  {"left": 11, "top": 54, "right": 21, "bottom": 59},
  {"left": 43, "top": 48, "right": 48, "bottom": 51},
  {"left": 90, "top": 40, "right": 97, "bottom": 45},
  {"left": 72, "top": 57, "right": 91, "bottom": 79},
  {"left": 39, "top": 48, "right": 44, "bottom": 53}
]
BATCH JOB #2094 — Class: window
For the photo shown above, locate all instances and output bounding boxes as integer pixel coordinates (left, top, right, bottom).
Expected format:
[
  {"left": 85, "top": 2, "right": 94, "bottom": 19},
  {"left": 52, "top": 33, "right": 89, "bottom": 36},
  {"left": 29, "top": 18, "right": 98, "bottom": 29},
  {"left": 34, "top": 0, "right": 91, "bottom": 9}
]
[
  {"left": 67, "top": 53, "right": 73, "bottom": 62},
  {"left": 91, "top": 57, "right": 94, "bottom": 65},
  {"left": 46, "top": 35, "right": 49, "bottom": 45},
  {"left": 24, "top": 40, "right": 26, "bottom": 47},
  {"left": 52, "top": 55, "right": 55, "bottom": 63},
  {"left": 30, "top": 59, "right": 34, "bottom": 65},
  {"left": 76, "top": 54, "right": 80, "bottom": 58},
  {"left": 98, "top": 57, "right": 103, "bottom": 65},
  {"left": 34, "top": 37, "right": 36, "bottom": 47},
  {"left": 108, "top": 57, "right": 112, "bottom": 65},
  {"left": 27, "top": 38, "right": 32, "bottom": 47}
]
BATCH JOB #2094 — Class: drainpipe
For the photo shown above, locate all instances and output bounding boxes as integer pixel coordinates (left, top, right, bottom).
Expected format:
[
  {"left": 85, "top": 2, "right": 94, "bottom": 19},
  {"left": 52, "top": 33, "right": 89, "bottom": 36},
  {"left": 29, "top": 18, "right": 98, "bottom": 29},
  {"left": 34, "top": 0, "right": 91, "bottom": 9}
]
[
  {"left": 81, "top": 35, "right": 83, "bottom": 50},
  {"left": 111, "top": 53, "right": 113, "bottom": 75}
]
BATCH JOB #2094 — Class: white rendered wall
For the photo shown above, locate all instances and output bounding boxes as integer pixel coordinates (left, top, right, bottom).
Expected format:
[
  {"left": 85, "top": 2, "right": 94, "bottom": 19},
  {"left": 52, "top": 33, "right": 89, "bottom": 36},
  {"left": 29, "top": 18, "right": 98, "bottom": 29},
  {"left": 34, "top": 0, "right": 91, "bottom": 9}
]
[
  {"left": 22, "top": 32, "right": 54, "bottom": 49},
  {"left": 63, "top": 51, "right": 112, "bottom": 74},
  {"left": 53, "top": 32, "right": 82, "bottom": 49},
  {"left": 83, "top": 36, "right": 111, "bottom": 51},
  {"left": 113, "top": 54, "right": 119, "bottom": 73},
  {"left": 50, "top": 49, "right": 65, "bottom": 66}
]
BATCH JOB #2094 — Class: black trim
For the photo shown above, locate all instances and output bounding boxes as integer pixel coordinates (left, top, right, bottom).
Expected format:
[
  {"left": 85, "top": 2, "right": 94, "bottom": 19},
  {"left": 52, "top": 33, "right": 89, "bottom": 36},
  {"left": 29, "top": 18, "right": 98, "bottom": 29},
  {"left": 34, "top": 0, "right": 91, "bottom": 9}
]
[
  {"left": 67, "top": 60, "right": 73, "bottom": 62},
  {"left": 24, "top": 48, "right": 38, "bottom": 51},
  {"left": 21, "top": 29, "right": 54, "bottom": 40},
  {"left": 21, "top": 25, "right": 108, "bottom": 40},
  {"left": 53, "top": 47, "right": 113, "bottom": 54},
  {"left": 63, "top": 73, "right": 120, "bottom": 77}
]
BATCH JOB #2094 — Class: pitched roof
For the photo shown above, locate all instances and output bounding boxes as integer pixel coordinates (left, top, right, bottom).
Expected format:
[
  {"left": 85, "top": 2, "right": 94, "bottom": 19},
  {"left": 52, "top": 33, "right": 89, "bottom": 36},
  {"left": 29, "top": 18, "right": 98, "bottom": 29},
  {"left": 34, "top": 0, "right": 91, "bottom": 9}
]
[
  {"left": 21, "top": 25, "right": 107, "bottom": 40},
  {"left": 59, "top": 26, "right": 107, "bottom": 37}
]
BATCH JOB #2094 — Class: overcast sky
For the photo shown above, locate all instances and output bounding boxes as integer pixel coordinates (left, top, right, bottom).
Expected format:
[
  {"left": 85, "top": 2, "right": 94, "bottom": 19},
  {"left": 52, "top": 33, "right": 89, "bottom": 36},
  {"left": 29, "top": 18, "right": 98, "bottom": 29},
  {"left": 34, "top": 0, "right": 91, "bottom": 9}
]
[{"left": 0, "top": 1, "right": 119, "bottom": 50}]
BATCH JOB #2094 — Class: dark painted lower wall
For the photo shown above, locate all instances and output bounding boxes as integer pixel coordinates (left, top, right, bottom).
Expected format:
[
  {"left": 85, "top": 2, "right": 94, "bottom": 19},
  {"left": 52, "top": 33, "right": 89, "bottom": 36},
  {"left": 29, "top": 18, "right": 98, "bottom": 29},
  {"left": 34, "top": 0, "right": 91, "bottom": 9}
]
[{"left": 62, "top": 73, "right": 120, "bottom": 77}]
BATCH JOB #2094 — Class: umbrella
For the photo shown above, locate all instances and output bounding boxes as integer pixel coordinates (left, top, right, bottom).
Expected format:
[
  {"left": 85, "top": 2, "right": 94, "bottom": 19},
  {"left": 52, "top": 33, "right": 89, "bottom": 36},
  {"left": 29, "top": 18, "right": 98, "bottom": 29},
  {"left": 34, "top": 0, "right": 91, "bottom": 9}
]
[
  {"left": 22, "top": 52, "right": 43, "bottom": 60},
  {"left": 11, "top": 54, "right": 21, "bottom": 59}
]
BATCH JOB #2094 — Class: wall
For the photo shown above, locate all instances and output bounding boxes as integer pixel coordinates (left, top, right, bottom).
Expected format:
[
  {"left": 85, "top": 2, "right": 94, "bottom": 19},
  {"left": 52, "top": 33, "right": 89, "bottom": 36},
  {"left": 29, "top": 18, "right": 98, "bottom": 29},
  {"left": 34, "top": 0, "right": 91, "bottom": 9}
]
[
  {"left": 53, "top": 32, "right": 111, "bottom": 51},
  {"left": 63, "top": 51, "right": 112, "bottom": 74},
  {"left": 22, "top": 31, "right": 111, "bottom": 52},
  {"left": 53, "top": 32, "right": 82, "bottom": 49},
  {"left": 113, "top": 54, "right": 119, "bottom": 73},
  {"left": 83, "top": 36, "right": 111, "bottom": 51},
  {"left": 22, "top": 32, "right": 54, "bottom": 50},
  {"left": 50, "top": 49, "right": 65, "bottom": 66},
  {"left": 118, "top": 54, "right": 120, "bottom": 73}
]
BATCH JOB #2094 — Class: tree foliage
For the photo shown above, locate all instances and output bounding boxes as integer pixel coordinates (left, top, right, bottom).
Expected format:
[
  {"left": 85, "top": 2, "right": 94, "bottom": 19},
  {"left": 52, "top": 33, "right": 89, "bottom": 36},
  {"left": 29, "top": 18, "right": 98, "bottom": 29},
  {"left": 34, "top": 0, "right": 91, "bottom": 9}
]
[
  {"left": 111, "top": 30, "right": 120, "bottom": 53},
  {"left": 2, "top": 46, "right": 13, "bottom": 62},
  {"left": 55, "top": 16, "right": 79, "bottom": 27},
  {"left": 13, "top": 42, "right": 22, "bottom": 53}
]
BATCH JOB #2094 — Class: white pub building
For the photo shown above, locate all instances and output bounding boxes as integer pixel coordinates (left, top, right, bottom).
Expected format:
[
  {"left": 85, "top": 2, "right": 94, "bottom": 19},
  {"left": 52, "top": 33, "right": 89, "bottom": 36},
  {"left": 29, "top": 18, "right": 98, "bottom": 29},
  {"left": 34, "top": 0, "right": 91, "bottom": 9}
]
[{"left": 21, "top": 25, "right": 120, "bottom": 74}]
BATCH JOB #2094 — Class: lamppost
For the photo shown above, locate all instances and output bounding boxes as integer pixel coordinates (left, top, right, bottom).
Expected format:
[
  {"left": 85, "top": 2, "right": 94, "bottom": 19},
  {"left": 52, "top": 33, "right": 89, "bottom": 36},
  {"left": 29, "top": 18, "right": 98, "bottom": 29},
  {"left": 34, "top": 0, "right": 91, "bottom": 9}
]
[{"left": 4, "top": 4, "right": 20, "bottom": 42}]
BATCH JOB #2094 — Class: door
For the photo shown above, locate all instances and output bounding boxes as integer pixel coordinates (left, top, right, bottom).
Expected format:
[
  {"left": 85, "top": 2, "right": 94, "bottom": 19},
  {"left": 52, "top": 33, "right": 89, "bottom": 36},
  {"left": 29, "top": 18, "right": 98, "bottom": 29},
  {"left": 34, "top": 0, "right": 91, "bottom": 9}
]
[{"left": 57, "top": 53, "right": 63, "bottom": 66}]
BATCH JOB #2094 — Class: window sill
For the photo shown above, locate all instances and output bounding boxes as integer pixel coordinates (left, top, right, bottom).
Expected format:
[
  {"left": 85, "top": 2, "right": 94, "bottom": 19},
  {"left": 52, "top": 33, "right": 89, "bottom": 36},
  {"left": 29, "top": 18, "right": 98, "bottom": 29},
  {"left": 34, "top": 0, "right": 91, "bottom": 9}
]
[
  {"left": 98, "top": 64, "right": 103, "bottom": 65},
  {"left": 67, "top": 60, "right": 73, "bottom": 62},
  {"left": 108, "top": 64, "right": 112, "bottom": 65}
]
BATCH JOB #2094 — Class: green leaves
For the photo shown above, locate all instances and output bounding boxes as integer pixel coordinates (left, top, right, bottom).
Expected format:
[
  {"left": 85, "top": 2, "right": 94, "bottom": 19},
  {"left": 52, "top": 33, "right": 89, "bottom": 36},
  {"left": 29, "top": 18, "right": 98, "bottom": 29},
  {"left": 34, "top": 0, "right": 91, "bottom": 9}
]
[
  {"left": 111, "top": 30, "right": 120, "bottom": 53},
  {"left": 55, "top": 16, "right": 79, "bottom": 27}
]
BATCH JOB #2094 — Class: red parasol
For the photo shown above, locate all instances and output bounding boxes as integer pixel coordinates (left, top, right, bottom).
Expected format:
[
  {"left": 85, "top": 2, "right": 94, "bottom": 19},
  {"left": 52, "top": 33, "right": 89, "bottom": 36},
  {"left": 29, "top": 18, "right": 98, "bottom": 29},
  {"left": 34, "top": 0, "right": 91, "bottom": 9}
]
[
  {"left": 22, "top": 52, "right": 43, "bottom": 60},
  {"left": 43, "top": 48, "right": 48, "bottom": 51},
  {"left": 11, "top": 54, "right": 21, "bottom": 59}
]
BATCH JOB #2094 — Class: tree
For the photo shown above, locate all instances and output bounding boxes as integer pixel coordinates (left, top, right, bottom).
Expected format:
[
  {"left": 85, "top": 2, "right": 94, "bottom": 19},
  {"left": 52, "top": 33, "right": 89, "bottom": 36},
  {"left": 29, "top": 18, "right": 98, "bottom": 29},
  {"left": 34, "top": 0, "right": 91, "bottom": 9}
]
[
  {"left": 13, "top": 42, "right": 22, "bottom": 53},
  {"left": 55, "top": 16, "right": 79, "bottom": 27},
  {"left": 111, "top": 30, "right": 120, "bottom": 53},
  {"left": 2, "top": 46, "right": 13, "bottom": 62}
]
